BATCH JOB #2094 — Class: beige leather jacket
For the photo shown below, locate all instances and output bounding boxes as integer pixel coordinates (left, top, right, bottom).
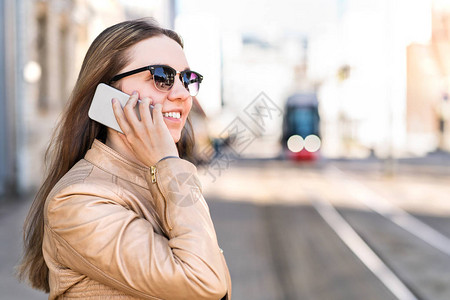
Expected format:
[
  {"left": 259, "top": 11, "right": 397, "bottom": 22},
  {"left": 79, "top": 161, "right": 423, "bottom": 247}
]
[{"left": 43, "top": 140, "right": 231, "bottom": 299}]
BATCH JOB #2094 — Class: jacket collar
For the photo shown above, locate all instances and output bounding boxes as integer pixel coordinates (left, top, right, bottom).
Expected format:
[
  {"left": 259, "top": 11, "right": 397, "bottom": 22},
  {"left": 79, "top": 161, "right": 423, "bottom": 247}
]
[{"left": 84, "top": 139, "right": 150, "bottom": 189}]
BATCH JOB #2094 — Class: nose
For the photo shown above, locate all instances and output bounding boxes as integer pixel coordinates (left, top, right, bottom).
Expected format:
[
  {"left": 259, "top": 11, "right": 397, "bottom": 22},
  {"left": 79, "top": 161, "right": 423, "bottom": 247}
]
[{"left": 167, "top": 73, "right": 190, "bottom": 101}]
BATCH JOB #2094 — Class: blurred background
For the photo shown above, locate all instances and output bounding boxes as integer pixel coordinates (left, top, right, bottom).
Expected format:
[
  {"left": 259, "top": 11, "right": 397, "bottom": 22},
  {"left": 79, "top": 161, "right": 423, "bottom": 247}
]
[{"left": 1, "top": 0, "right": 450, "bottom": 299}]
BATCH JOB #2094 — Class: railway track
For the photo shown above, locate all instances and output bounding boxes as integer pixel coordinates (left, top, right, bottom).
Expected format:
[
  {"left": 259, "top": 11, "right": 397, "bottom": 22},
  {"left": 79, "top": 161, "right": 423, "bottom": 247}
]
[
  {"left": 303, "top": 166, "right": 450, "bottom": 300},
  {"left": 206, "top": 160, "right": 450, "bottom": 300}
]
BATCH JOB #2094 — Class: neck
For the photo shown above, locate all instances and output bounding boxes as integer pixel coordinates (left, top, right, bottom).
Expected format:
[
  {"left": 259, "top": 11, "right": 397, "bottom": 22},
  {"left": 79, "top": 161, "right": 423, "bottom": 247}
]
[{"left": 105, "top": 129, "right": 143, "bottom": 166}]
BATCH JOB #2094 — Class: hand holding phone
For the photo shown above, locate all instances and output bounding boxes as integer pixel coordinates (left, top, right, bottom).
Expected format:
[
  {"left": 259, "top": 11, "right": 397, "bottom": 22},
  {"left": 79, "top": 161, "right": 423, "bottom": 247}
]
[
  {"left": 113, "top": 91, "right": 180, "bottom": 166},
  {"left": 88, "top": 83, "right": 153, "bottom": 133},
  {"left": 89, "top": 83, "right": 179, "bottom": 166}
]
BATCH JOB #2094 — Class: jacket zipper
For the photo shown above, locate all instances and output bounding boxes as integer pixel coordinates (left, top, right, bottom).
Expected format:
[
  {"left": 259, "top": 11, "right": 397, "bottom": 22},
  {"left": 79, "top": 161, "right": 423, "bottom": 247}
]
[
  {"left": 150, "top": 165, "right": 157, "bottom": 183},
  {"left": 150, "top": 165, "right": 173, "bottom": 231}
]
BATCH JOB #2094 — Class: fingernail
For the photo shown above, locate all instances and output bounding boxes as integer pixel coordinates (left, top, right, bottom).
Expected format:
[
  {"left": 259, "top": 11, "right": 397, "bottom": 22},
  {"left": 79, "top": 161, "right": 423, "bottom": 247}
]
[
  {"left": 132, "top": 91, "right": 138, "bottom": 95},
  {"left": 111, "top": 98, "right": 116, "bottom": 104}
]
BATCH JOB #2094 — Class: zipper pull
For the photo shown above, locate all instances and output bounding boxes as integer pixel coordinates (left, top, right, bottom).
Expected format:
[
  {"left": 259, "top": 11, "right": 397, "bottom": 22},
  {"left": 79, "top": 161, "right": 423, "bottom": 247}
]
[{"left": 150, "top": 165, "right": 157, "bottom": 183}]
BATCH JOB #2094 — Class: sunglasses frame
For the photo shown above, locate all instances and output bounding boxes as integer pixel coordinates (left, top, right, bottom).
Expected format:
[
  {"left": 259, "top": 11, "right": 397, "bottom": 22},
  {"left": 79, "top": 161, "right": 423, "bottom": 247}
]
[{"left": 109, "top": 65, "right": 203, "bottom": 96}]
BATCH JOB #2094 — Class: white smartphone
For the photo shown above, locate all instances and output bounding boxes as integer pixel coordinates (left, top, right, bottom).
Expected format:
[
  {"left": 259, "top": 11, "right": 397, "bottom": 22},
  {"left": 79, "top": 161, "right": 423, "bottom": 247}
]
[{"left": 88, "top": 83, "right": 153, "bottom": 133}]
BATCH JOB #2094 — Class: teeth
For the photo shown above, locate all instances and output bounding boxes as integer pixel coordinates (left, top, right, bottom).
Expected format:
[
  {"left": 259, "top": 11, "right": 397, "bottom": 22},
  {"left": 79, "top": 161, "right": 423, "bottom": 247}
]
[{"left": 163, "top": 112, "right": 181, "bottom": 119}]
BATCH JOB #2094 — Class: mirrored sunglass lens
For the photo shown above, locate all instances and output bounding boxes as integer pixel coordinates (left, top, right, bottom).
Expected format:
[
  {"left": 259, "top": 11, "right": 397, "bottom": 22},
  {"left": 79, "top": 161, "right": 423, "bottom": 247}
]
[
  {"left": 183, "top": 72, "right": 200, "bottom": 96},
  {"left": 153, "top": 67, "right": 174, "bottom": 91}
]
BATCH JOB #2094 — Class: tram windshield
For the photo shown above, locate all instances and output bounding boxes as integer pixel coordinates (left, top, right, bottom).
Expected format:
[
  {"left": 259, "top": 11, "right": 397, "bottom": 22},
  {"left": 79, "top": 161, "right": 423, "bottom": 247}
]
[{"left": 287, "top": 107, "right": 319, "bottom": 137}]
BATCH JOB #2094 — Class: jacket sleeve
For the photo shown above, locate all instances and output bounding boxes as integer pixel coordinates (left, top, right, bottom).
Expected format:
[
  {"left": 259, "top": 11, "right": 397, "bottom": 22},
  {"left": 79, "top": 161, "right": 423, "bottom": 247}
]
[{"left": 44, "top": 158, "right": 229, "bottom": 300}]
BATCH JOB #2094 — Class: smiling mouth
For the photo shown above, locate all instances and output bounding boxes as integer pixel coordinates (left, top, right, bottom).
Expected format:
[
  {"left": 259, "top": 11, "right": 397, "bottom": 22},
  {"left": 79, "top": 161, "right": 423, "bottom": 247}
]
[{"left": 162, "top": 112, "right": 181, "bottom": 119}]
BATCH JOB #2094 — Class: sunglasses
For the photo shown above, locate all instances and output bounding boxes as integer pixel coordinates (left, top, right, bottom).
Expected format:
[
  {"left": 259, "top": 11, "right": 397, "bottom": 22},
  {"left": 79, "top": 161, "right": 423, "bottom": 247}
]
[{"left": 109, "top": 65, "right": 203, "bottom": 97}]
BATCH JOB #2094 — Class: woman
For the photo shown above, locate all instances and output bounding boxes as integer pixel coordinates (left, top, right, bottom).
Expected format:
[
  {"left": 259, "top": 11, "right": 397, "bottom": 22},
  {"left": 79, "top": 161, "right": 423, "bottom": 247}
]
[{"left": 18, "top": 18, "right": 231, "bottom": 299}]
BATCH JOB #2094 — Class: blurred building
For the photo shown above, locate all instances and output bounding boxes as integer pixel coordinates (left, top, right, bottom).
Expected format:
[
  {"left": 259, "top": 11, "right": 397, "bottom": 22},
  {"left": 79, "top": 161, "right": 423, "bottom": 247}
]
[
  {"left": 407, "top": 1, "right": 450, "bottom": 154},
  {"left": 0, "top": 0, "right": 172, "bottom": 197},
  {"left": 177, "top": 0, "right": 447, "bottom": 159},
  {"left": 308, "top": 0, "right": 436, "bottom": 158},
  {"left": 0, "top": 0, "right": 14, "bottom": 196}
]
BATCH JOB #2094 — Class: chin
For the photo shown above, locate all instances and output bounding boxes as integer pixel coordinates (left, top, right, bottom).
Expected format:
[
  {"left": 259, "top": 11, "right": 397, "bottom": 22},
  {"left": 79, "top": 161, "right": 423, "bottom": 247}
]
[{"left": 170, "top": 131, "right": 181, "bottom": 143}]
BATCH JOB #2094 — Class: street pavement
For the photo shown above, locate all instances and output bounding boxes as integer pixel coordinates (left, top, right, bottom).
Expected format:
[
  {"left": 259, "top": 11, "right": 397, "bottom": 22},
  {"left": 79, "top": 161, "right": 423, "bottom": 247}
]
[
  {"left": 1, "top": 156, "right": 450, "bottom": 299},
  {"left": 0, "top": 196, "right": 47, "bottom": 299},
  {"left": 201, "top": 157, "right": 450, "bottom": 300}
]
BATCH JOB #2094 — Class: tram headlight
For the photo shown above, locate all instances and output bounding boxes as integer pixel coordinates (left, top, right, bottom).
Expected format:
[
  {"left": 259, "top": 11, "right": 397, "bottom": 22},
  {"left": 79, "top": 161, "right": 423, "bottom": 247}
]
[
  {"left": 287, "top": 135, "right": 304, "bottom": 153},
  {"left": 304, "top": 135, "right": 321, "bottom": 152}
]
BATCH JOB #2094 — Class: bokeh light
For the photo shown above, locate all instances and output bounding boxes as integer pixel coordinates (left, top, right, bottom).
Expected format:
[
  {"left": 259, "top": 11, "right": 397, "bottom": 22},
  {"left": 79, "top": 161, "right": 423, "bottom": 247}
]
[{"left": 287, "top": 135, "right": 304, "bottom": 153}]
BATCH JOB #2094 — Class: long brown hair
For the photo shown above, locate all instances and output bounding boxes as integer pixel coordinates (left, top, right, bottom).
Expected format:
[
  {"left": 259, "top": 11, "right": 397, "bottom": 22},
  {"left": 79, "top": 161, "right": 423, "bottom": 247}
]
[{"left": 18, "top": 18, "right": 196, "bottom": 292}]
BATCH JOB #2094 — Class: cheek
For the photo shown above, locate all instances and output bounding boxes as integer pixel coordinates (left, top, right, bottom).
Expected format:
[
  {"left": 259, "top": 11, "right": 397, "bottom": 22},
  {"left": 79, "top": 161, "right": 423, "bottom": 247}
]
[
  {"left": 121, "top": 80, "right": 164, "bottom": 102},
  {"left": 184, "top": 98, "right": 193, "bottom": 115},
  {"left": 173, "top": 100, "right": 193, "bottom": 142},
  {"left": 121, "top": 80, "right": 143, "bottom": 95}
]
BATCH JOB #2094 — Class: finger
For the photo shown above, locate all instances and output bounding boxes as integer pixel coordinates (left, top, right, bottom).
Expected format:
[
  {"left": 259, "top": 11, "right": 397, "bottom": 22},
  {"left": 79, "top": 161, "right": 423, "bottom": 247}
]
[
  {"left": 139, "top": 97, "right": 154, "bottom": 127},
  {"left": 118, "top": 131, "right": 133, "bottom": 148},
  {"left": 111, "top": 98, "right": 132, "bottom": 134},
  {"left": 152, "top": 103, "right": 165, "bottom": 126},
  {"left": 123, "top": 91, "right": 140, "bottom": 126}
]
